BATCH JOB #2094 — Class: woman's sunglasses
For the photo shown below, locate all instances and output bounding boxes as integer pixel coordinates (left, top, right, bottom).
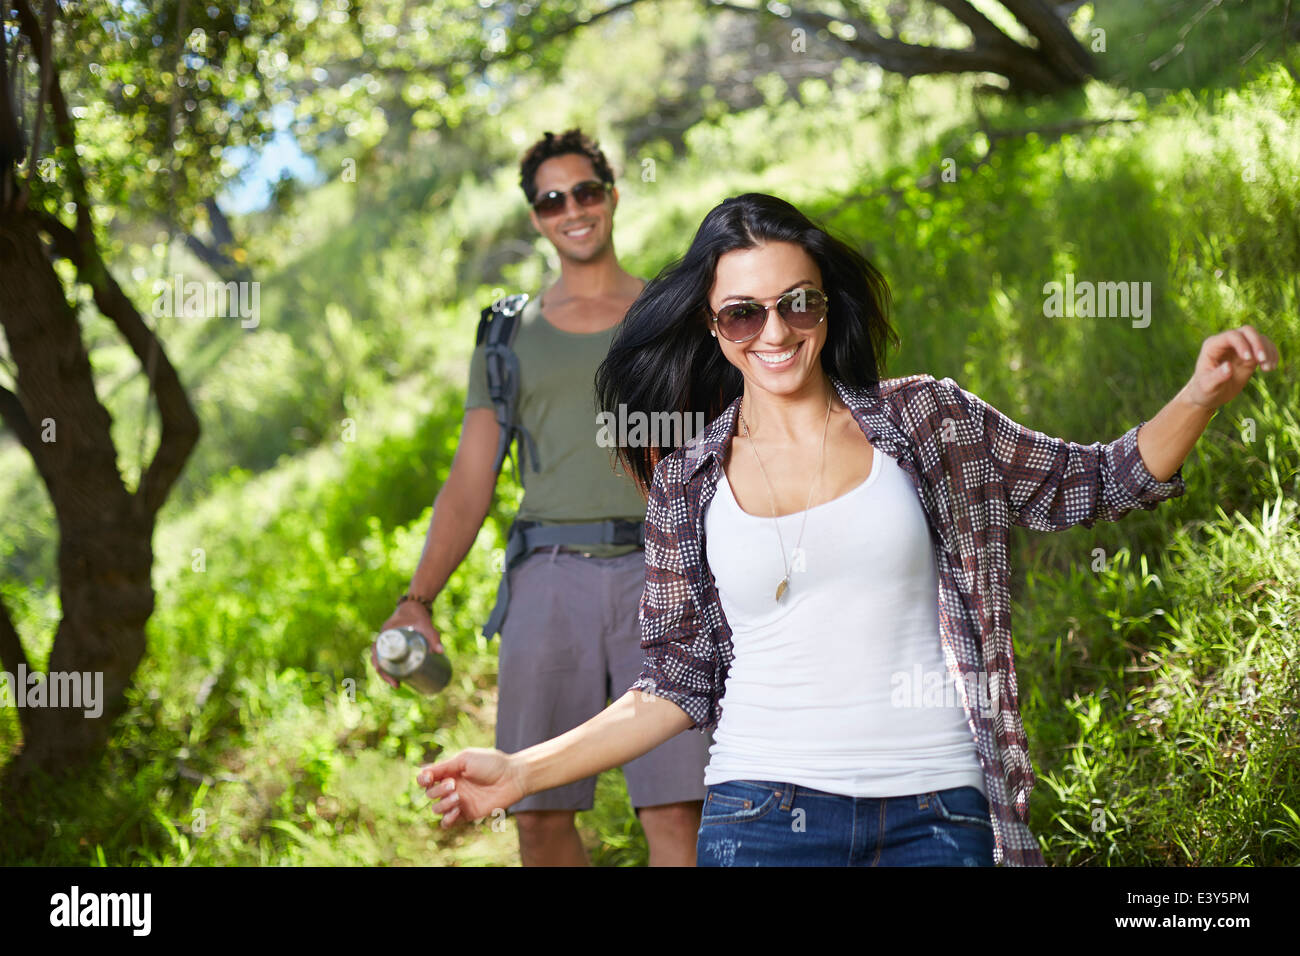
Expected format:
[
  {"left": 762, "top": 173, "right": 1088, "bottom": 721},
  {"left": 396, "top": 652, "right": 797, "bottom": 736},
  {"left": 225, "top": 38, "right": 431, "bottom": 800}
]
[
  {"left": 710, "top": 288, "right": 829, "bottom": 343},
  {"left": 531, "top": 180, "right": 611, "bottom": 218}
]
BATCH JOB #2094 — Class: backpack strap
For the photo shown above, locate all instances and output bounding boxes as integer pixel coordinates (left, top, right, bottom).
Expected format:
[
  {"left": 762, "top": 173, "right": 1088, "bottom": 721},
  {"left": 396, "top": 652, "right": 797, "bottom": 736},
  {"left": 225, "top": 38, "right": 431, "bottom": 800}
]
[{"left": 476, "top": 293, "right": 541, "bottom": 479}]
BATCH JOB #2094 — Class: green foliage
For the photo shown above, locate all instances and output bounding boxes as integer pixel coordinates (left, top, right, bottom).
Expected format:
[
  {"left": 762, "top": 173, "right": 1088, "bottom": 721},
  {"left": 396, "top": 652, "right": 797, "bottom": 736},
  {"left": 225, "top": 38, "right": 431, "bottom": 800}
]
[
  {"left": 33, "top": 0, "right": 299, "bottom": 233},
  {"left": 1024, "top": 490, "right": 1300, "bottom": 864},
  {"left": 1092, "top": 0, "right": 1295, "bottom": 96}
]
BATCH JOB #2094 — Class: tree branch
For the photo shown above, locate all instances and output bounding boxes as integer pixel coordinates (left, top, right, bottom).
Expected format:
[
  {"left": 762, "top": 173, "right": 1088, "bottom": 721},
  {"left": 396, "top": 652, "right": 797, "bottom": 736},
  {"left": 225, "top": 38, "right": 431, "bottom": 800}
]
[
  {"left": 174, "top": 197, "right": 252, "bottom": 283},
  {"left": 710, "top": 1, "right": 1069, "bottom": 92},
  {"left": 999, "top": 0, "right": 1095, "bottom": 84},
  {"left": 0, "top": 380, "right": 58, "bottom": 505},
  {"left": 0, "top": 14, "right": 27, "bottom": 207},
  {"left": 32, "top": 211, "right": 200, "bottom": 516},
  {"left": 181, "top": 232, "right": 252, "bottom": 283},
  {"left": 931, "top": 0, "right": 1020, "bottom": 50},
  {"left": 1147, "top": 0, "right": 1223, "bottom": 73},
  {"left": 0, "top": 588, "right": 33, "bottom": 741},
  {"left": 12, "top": 0, "right": 93, "bottom": 245},
  {"left": 0, "top": 382, "right": 46, "bottom": 470},
  {"left": 530, "top": 0, "right": 651, "bottom": 46},
  {"left": 290, "top": 0, "right": 656, "bottom": 102},
  {"left": 17, "top": 0, "right": 54, "bottom": 212}
]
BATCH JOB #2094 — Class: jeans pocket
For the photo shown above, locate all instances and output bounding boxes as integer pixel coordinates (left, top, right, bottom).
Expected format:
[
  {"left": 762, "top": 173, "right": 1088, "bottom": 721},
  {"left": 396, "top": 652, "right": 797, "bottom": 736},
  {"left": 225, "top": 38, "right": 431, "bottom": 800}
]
[
  {"left": 700, "top": 781, "right": 782, "bottom": 827},
  {"left": 930, "top": 787, "right": 992, "bottom": 829}
]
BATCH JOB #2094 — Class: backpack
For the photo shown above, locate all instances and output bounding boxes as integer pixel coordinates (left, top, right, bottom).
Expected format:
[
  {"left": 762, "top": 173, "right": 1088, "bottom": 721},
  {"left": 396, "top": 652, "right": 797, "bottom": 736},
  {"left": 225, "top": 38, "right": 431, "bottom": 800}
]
[
  {"left": 475, "top": 293, "right": 541, "bottom": 480},
  {"left": 473, "top": 291, "right": 645, "bottom": 641}
]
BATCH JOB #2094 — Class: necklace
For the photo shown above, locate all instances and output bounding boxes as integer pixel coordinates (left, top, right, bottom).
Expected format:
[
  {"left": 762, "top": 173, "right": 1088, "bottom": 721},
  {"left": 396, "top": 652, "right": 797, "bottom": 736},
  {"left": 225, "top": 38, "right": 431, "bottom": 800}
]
[{"left": 737, "top": 388, "right": 834, "bottom": 602}]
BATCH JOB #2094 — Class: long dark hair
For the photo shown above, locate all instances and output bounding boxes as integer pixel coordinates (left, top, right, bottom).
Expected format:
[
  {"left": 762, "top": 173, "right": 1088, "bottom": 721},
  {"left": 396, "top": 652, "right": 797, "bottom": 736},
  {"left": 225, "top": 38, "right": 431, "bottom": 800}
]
[{"left": 595, "top": 192, "right": 899, "bottom": 495}]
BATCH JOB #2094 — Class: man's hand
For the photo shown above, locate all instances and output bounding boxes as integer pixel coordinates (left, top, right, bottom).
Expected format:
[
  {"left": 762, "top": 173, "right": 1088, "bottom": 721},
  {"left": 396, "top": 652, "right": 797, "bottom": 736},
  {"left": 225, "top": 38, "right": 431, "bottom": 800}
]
[
  {"left": 1184, "top": 324, "right": 1280, "bottom": 410},
  {"left": 370, "top": 601, "right": 445, "bottom": 689}
]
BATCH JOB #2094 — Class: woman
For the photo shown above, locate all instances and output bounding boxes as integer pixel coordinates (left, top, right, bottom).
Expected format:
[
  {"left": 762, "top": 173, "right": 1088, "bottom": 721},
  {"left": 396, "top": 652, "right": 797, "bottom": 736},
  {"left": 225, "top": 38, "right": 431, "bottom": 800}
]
[{"left": 417, "top": 193, "right": 1278, "bottom": 866}]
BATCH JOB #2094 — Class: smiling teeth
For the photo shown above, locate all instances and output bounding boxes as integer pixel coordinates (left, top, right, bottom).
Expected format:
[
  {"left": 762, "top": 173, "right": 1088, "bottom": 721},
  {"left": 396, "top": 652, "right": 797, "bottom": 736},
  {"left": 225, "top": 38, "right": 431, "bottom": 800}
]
[{"left": 754, "top": 345, "right": 798, "bottom": 364}]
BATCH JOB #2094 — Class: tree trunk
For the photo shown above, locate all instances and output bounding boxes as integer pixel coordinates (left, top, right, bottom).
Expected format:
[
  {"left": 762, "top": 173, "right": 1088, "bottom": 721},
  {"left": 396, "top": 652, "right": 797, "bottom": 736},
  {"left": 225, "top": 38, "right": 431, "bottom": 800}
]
[
  {"left": 0, "top": 212, "right": 156, "bottom": 792},
  {"left": 0, "top": 0, "right": 198, "bottom": 805}
]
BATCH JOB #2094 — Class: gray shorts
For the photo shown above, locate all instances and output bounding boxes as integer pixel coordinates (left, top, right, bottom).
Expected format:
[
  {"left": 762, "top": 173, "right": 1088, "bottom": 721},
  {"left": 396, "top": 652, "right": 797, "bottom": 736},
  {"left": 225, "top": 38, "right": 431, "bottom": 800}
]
[{"left": 495, "top": 546, "right": 714, "bottom": 813}]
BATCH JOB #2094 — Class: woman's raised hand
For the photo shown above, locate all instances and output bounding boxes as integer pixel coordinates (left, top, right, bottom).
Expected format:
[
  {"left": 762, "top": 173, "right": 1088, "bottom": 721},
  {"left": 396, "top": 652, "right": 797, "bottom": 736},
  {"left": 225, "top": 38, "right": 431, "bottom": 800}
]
[
  {"left": 1184, "top": 324, "right": 1280, "bottom": 410},
  {"left": 417, "top": 748, "right": 527, "bottom": 829}
]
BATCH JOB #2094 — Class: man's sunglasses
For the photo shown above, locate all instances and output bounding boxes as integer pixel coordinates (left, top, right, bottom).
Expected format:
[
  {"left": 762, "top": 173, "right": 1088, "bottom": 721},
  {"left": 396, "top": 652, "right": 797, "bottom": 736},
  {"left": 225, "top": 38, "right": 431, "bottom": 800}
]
[
  {"left": 710, "top": 288, "right": 829, "bottom": 343},
  {"left": 531, "top": 179, "right": 611, "bottom": 218}
]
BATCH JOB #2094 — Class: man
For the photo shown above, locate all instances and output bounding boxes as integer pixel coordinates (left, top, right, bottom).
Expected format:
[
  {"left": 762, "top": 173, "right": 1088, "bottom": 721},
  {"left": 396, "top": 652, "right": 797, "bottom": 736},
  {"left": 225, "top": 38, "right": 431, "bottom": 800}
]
[{"left": 376, "top": 129, "right": 712, "bottom": 865}]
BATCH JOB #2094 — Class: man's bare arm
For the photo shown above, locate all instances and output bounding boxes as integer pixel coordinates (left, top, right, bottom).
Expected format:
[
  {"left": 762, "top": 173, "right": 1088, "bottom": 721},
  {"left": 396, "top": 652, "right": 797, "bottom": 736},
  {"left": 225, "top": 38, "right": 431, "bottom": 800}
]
[{"left": 408, "top": 406, "right": 503, "bottom": 601}]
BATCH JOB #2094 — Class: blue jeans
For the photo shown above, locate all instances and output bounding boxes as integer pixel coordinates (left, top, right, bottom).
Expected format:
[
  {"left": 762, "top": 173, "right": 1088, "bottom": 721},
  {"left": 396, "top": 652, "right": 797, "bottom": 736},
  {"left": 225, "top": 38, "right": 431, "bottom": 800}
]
[{"left": 696, "top": 779, "right": 995, "bottom": 866}]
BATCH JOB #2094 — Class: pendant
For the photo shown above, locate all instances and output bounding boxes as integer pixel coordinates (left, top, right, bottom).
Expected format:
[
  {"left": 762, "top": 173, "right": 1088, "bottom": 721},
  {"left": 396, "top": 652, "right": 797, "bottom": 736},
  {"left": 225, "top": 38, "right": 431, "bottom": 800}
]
[{"left": 775, "top": 577, "right": 788, "bottom": 601}]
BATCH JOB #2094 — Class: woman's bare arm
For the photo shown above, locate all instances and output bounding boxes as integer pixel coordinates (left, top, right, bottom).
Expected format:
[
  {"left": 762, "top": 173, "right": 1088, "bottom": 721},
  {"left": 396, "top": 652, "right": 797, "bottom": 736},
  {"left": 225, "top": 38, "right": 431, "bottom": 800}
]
[
  {"left": 417, "top": 689, "right": 694, "bottom": 825},
  {"left": 516, "top": 689, "right": 694, "bottom": 795}
]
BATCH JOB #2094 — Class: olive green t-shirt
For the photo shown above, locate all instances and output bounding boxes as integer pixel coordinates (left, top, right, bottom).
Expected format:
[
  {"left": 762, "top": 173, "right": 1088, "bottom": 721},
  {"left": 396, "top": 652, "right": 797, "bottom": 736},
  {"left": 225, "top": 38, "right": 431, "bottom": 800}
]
[{"left": 466, "top": 294, "right": 647, "bottom": 557}]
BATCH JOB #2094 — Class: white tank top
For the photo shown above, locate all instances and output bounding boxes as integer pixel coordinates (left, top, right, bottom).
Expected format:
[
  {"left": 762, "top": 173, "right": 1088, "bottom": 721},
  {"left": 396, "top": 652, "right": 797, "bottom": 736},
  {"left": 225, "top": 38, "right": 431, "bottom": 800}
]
[{"left": 702, "top": 444, "right": 986, "bottom": 798}]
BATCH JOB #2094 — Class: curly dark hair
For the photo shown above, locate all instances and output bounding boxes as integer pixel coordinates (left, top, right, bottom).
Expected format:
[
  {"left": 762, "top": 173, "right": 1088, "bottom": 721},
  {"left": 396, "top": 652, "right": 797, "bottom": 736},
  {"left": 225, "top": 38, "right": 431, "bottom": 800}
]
[{"left": 519, "top": 128, "right": 615, "bottom": 204}]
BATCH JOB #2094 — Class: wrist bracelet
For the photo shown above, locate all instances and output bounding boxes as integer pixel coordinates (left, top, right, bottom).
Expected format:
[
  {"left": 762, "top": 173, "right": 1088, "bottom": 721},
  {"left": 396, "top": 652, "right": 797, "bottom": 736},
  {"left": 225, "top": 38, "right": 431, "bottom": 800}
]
[{"left": 396, "top": 592, "right": 434, "bottom": 614}]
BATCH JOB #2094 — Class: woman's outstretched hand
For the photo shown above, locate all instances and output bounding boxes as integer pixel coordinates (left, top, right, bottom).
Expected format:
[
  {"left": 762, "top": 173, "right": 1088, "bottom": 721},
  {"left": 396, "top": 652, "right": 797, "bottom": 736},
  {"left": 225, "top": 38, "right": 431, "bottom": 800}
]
[
  {"left": 417, "top": 749, "right": 527, "bottom": 829},
  {"left": 1184, "top": 324, "right": 1280, "bottom": 410}
]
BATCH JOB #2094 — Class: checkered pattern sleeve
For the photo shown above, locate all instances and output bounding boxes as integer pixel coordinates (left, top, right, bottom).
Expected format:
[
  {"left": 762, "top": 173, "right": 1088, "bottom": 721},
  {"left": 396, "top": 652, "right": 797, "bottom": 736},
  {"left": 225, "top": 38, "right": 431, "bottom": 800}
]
[
  {"left": 938, "top": 377, "right": 1187, "bottom": 531},
  {"left": 626, "top": 453, "right": 720, "bottom": 731}
]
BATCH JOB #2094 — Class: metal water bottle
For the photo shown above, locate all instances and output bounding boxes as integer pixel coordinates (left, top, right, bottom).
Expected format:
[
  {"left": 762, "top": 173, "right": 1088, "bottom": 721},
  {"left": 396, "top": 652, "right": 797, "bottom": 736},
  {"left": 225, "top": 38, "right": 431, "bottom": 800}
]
[{"left": 373, "top": 627, "right": 452, "bottom": 695}]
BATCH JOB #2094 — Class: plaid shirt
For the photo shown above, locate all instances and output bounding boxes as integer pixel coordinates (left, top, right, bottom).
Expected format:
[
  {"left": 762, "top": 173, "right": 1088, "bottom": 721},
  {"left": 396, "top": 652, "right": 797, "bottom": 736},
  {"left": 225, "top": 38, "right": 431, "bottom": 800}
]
[{"left": 629, "top": 372, "right": 1187, "bottom": 866}]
